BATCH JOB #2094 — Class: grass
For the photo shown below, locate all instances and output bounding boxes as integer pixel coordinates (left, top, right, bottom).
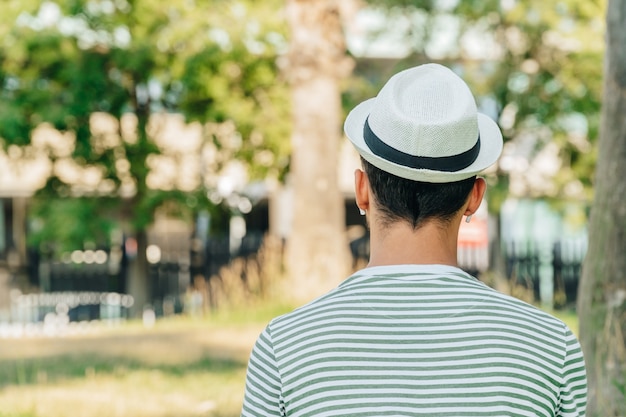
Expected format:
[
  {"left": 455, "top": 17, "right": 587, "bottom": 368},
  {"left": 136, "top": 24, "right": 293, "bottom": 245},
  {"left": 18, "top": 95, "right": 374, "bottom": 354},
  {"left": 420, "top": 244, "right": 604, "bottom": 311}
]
[
  {"left": 0, "top": 356, "right": 245, "bottom": 417},
  {"left": 0, "top": 303, "right": 295, "bottom": 417}
]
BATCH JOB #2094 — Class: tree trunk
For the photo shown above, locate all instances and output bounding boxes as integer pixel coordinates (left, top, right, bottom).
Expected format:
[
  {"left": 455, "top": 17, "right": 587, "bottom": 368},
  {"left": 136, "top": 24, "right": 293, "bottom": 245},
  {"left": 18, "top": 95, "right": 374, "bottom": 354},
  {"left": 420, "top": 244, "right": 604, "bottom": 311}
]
[
  {"left": 126, "top": 228, "right": 150, "bottom": 318},
  {"left": 578, "top": 0, "right": 626, "bottom": 415},
  {"left": 284, "top": 0, "right": 353, "bottom": 302}
]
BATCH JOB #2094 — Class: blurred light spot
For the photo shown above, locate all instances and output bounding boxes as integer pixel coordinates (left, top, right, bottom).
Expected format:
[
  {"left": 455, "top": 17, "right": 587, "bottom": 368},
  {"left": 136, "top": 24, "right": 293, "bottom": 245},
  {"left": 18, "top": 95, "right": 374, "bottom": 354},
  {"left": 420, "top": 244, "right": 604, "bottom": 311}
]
[
  {"left": 71, "top": 250, "right": 84, "bottom": 264},
  {"left": 146, "top": 245, "right": 162, "bottom": 264}
]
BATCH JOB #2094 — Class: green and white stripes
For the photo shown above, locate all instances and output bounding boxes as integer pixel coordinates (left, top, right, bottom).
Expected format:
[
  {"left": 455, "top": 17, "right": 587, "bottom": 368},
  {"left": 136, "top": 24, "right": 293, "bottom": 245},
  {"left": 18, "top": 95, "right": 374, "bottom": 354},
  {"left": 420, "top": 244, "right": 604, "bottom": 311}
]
[{"left": 242, "top": 264, "right": 587, "bottom": 416}]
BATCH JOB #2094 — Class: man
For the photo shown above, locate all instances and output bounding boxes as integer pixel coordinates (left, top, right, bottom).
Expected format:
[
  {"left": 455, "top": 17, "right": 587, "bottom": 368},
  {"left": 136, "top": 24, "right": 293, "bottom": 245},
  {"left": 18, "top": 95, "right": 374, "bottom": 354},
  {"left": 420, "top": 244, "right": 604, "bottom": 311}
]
[{"left": 241, "top": 63, "right": 587, "bottom": 416}]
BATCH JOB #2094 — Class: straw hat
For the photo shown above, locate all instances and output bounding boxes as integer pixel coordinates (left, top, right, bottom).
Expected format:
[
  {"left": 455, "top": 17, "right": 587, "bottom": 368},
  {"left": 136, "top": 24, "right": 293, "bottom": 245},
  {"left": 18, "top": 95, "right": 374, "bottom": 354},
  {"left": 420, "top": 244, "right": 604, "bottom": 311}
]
[{"left": 344, "top": 63, "right": 503, "bottom": 183}]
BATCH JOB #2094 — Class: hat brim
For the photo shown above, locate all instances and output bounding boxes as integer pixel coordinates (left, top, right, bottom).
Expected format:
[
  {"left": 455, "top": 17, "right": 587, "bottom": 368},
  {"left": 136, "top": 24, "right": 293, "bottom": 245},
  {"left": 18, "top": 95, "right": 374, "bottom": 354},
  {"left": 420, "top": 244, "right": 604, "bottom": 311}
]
[{"left": 344, "top": 98, "right": 503, "bottom": 183}]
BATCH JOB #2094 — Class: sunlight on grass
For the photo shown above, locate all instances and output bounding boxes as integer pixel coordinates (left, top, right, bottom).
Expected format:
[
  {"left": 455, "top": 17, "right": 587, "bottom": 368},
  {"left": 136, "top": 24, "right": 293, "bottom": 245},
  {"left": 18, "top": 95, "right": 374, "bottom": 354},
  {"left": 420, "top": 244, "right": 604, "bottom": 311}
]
[
  {"left": 0, "top": 309, "right": 275, "bottom": 417},
  {"left": 0, "top": 363, "right": 247, "bottom": 417}
]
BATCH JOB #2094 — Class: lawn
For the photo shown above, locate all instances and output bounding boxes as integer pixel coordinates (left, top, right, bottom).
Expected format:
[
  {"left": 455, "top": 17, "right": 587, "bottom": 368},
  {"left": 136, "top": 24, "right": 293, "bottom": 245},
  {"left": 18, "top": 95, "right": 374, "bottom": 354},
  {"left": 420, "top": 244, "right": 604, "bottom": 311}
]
[{"left": 0, "top": 304, "right": 291, "bottom": 417}]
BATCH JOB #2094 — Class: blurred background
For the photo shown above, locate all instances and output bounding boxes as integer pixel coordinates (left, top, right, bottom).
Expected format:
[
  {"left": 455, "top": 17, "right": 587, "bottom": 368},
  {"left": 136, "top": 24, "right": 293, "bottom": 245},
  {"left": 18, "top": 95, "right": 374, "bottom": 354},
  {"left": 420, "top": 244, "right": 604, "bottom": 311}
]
[{"left": 0, "top": 0, "right": 610, "bottom": 416}]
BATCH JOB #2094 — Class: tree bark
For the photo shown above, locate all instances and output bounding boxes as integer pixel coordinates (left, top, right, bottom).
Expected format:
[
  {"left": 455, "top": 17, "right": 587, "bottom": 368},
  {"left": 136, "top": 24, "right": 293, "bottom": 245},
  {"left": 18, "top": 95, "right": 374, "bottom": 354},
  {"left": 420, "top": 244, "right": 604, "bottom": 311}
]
[
  {"left": 284, "top": 0, "right": 353, "bottom": 302},
  {"left": 126, "top": 228, "right": 150, "bottom": 318},
  {"left": 578, "top": 0, "right": 626, "bottom": 415}
]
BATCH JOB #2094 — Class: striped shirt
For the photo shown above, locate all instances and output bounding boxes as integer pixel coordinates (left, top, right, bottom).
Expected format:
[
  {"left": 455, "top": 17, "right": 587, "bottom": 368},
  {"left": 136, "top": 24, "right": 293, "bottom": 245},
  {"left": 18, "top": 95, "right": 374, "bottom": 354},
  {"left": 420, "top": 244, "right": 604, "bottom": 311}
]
[{"left": 241, "top": 264, "right": 587, "bottom": 416}]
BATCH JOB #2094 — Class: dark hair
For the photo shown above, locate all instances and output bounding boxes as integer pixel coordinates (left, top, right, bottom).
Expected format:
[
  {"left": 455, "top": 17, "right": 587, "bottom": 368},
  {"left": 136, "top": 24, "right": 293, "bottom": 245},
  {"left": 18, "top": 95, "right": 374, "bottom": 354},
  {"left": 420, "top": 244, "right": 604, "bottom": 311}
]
[{"left": 361, "top": 157, "right": 476, "bottom": 229}]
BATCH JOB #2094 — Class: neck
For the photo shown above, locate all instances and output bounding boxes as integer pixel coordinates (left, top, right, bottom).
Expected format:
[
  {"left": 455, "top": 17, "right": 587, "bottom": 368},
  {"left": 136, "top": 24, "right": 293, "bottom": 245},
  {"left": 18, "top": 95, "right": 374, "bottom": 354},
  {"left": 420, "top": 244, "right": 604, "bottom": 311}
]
[{"left": 367, "top": 218, "right": 461, "bottom": 268}]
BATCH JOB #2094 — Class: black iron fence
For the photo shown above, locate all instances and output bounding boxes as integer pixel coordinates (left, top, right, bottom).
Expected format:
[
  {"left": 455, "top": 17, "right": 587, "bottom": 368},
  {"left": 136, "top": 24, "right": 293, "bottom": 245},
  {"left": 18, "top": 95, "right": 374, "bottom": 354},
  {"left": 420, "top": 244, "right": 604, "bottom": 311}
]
[
  {"left": 18, "top": 233, "right": 584, "bottom": 322},
  {"left": 11, "top": 291, "right": 134, "bottom": 323},
  {"left": 504, "top": 239, "right": 586, "bottom": 308},
  {"left": 19, "top": 232, "right": 268, "bottom": 322}
]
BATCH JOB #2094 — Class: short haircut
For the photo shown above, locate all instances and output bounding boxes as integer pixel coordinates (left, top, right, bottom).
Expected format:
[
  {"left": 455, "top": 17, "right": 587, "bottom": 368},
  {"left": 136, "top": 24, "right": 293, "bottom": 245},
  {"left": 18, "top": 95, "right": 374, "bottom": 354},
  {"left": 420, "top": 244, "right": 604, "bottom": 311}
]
[{"left": 361, "top": 157, "right": 476, "bottom": 229}]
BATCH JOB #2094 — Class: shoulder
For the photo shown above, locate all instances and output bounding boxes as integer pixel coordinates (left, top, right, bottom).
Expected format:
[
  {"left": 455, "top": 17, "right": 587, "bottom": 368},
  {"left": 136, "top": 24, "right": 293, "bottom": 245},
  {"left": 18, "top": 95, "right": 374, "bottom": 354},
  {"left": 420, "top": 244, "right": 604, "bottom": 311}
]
[
  {"left": 263, "top": 285, "right": 350, "bottom": 348},
  {"left": 480, "top": 284, "right": 572, "bottom": 329}
]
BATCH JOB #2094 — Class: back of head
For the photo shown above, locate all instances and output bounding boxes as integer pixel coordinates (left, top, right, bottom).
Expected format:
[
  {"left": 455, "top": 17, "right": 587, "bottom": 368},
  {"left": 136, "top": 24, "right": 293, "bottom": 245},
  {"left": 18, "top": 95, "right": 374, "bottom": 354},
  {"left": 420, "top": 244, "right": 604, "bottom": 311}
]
[
  {"left": 344, "top": 63, "right": 503, "bottom": 227},
  {"left": 361, "top": 157, "right": 476, "bottom": 229}
]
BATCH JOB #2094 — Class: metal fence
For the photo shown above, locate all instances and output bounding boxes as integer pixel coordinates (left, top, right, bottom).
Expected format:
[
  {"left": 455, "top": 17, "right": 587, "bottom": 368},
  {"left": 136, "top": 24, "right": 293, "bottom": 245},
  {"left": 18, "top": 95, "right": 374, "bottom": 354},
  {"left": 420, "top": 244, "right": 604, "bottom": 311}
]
[
  {"left": 504, "top": 238, "right": 586, "bottom": 308},
  {"left": 17, "top": 233, "right": 585, "bottom": 322},
  {"left": 18, "top": 232, "right": 268, "bottom": 323},
  {"left": 11, "top": 291, "right": 134, "bottom": 323}
]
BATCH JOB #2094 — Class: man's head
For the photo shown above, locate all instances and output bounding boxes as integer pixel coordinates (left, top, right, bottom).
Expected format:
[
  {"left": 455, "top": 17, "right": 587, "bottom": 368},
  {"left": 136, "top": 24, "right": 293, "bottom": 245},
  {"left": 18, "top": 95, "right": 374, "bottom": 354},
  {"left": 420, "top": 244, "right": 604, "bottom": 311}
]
[
  {"left": 344, "top": 63, "right": 502, "bottom": 227},
  {"left": 361, "top": 157, "right": 478, "bottom": 229}
]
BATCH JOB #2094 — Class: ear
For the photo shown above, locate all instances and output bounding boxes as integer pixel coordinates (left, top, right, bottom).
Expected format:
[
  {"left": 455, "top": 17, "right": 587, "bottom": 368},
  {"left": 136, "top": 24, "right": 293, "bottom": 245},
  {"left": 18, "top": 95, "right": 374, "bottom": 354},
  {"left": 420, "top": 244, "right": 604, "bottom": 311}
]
[
  {"left": 354, "top": 168, "right": 370, "bottom": 211},
  {"left": 464, "top": 177, "right": 486, "bottom": 216}
]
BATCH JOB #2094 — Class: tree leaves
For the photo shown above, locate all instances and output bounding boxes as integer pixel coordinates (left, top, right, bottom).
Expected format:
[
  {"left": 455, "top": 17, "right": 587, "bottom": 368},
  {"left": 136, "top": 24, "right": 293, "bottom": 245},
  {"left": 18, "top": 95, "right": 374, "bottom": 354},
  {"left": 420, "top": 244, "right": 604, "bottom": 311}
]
[{"left": 0, "top": 0, "right": 290, "bottom": 253}]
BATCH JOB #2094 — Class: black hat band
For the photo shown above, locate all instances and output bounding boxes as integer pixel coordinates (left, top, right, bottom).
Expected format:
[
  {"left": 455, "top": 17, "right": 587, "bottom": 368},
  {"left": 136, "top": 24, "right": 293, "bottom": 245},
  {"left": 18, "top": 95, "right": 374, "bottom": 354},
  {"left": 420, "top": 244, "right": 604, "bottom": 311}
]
[{"left": 363, "top": 117, "right": 481, "bottom": 172}]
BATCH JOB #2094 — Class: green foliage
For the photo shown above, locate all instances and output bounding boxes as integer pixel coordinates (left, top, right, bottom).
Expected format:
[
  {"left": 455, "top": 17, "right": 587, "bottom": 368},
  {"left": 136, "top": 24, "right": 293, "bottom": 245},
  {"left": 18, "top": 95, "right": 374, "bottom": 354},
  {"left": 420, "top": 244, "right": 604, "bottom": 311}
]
[
  {"left": 366, "top": 0, "right": 435, "bottom": 10},
  {"left": 27, "top": 195, "right": 117, "bottom": 252},
  {"left": 489, "top": 0, "right": 603, "bottom": 202},
  {"left": 181, "top": 43, "right": 290, "bottom": 179},
  {"left": 132, "top": 188, "right": 220, "bottom": 231},
  {"left": 178, "top": 0, "right": 291, "bottom": 180},
  {"left": 0, "top": 0, "right": 290, "bottom": 251}
]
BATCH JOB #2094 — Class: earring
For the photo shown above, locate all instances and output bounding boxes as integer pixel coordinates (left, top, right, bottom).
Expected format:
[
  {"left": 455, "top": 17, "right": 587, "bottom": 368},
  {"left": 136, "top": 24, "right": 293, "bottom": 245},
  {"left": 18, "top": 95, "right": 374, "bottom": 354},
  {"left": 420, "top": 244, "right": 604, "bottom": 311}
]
[
  {"left": 465, "top": 215, "right": 472, "bottom": 223},
  {"left": 359, "top": 208, "right": 366, "bottom": 216}
]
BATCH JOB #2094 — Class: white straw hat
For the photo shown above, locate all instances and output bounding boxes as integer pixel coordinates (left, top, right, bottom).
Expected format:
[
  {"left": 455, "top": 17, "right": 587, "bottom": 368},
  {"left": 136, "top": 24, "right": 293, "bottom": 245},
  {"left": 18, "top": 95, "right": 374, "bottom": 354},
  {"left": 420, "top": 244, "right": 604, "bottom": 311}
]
[{"left": 344, "top": 63, "right": 503, "bottom": 183}]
